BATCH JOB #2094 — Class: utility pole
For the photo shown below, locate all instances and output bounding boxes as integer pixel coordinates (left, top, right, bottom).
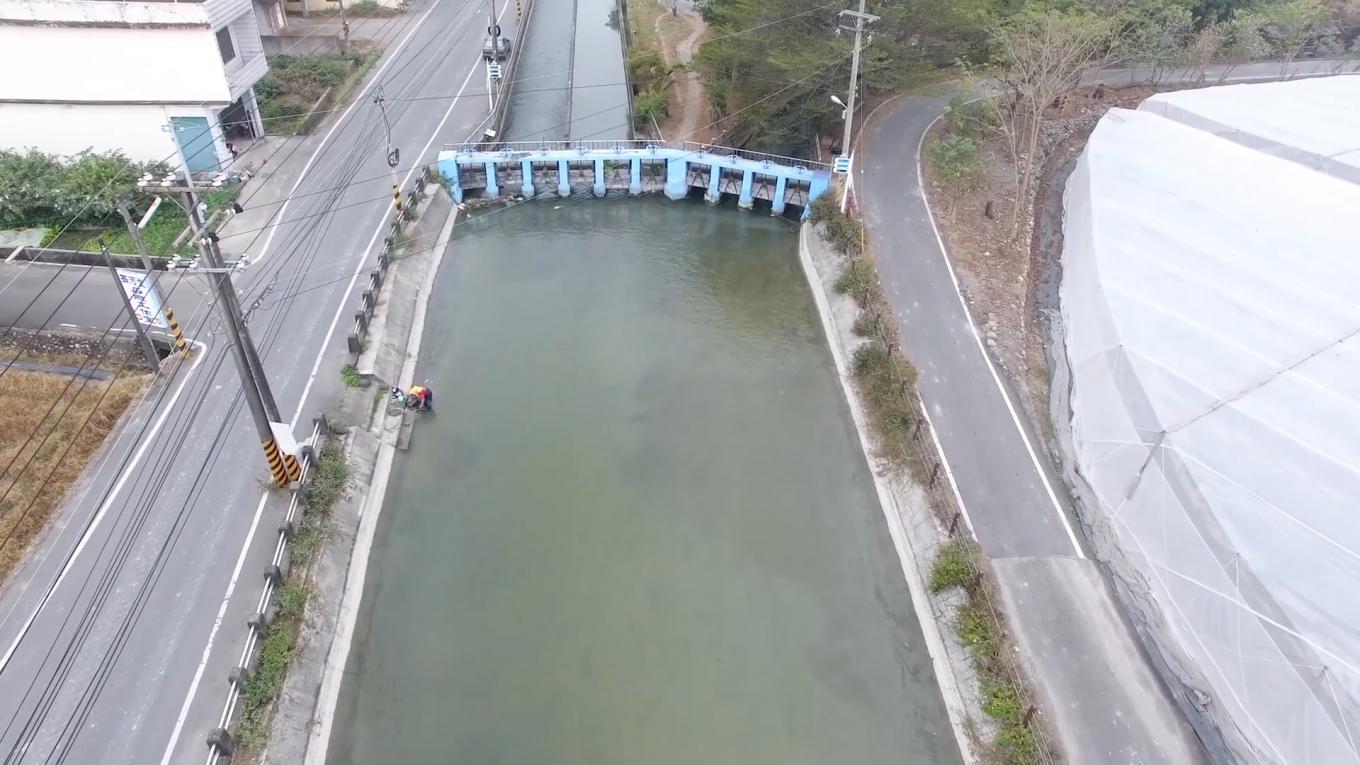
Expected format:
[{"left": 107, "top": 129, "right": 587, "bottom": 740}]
[
  {"left": 143, "top": 147, "right": 299, "bottom": 487},
  {"left": 116, "top": 198, "right": 156, "bottom": 273},
  {"left": 100, "top": 242, "right": 161, "bottom": 371},
  {"left": 189, "top": 195, "right": 301, "bottom": 487},
  {"left": 116, "top": 196, "right": 192, "bottom": 360},
  {"left": 838, "top": 1, "right": 879, "bottom": 162}
]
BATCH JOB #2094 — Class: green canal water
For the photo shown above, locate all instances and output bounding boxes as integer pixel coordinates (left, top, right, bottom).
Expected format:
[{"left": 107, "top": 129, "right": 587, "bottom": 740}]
[{"left": 328, "top": 198, "right": 963, "bottom": 765}]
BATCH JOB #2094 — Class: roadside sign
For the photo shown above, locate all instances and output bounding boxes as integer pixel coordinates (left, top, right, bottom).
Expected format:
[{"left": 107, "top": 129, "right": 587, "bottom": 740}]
[
  {"left": 114, "top": 269, "right": 169, "bottom": 328},
  {"left": 488, "top": 63, "right": 503, "bottom": 80},
  {"left": 833, "top": 155, "right": 852, "bottom": 174}
]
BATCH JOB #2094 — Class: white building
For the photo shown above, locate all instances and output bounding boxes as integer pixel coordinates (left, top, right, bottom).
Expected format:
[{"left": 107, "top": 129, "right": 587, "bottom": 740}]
[{"left": 0, "top": 0, "right": 270, "bottom": 174}]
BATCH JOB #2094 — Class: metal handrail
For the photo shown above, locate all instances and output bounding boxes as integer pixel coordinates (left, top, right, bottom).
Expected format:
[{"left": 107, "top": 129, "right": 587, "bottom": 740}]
[
  {"left": 679, "top": 141, "right": 829, "bottom": 170},
  {"left": 440, "top": 139, "right": 833, "bottom": 171}
]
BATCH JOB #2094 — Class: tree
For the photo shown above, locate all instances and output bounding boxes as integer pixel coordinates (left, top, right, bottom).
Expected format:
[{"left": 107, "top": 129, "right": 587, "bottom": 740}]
[
  {"left": 988, "top": 7, "right": 1116, "bottom": 240},
  {"left": 1256, "top": 0, "right": 1329, "bottom": 76},
  {"left": 1216, "top": 9, "right": 1271, "bottom": 80},
  {"left": 55, "top": 150, "right": 145, "bottom": 222},
  {"left": 0, "top": 150, "right": 61, "bottom": 228},
  {"left": 1116, "top": 0, "right": 1196, "bottom": 82},
  {"left": 1185, "top": 21, "right": 1226, "bottom": 82},
  {"left": 929, "top": 134, "right": 984, "bottom": 216}
]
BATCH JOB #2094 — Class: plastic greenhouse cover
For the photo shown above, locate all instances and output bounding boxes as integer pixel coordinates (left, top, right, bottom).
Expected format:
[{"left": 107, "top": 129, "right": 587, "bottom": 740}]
[{"left": 1060, "top": 82, "right": 1360, "bottom": 765}]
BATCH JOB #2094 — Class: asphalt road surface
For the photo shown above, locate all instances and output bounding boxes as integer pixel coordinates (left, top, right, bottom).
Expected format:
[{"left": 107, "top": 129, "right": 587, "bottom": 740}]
[{"left": 0, "top": 1, "right": 511, "bottom": 761}]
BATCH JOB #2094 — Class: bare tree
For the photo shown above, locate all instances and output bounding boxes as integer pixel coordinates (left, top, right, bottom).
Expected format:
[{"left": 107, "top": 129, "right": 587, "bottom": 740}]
[
  {"left": 1217, "top": 10, "right": 1271, "bottom": 82},
  {"left": 1258, "top": 0, "right": 1329, "bottom": 78},
  {"left": 989, "top": 9, "right": 1116, "bottom": 241}
]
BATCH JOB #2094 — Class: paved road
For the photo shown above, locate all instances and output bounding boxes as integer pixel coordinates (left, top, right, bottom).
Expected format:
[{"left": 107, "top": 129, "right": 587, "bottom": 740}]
[
  {"left": 856, "top": 59, "right": 1356, "bottom": 763},
  {"left": 0, "top": 1, "right": 512, "bottom": 762}
]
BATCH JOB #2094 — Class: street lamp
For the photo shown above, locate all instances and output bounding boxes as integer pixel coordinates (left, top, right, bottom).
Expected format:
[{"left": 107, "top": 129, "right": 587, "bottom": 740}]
[{"left": 830, "top": 94, "right": 847, "bottom": 120}]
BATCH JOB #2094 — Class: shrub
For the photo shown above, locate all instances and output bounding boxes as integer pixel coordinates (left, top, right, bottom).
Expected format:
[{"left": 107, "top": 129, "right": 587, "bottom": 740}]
[
  {"left": 809, "top": 195, "right": 839, "bottom": 225},
  {"left": 929, "top": 538, "right": 976, "bottom": 593},
  {"left": 823, "top": 212, "right": 860, "bottom": 256},
  {"left": 633, "top": 87, "right": 669, "bottom": 128},
  {"left": 834, "top": 257, "right": 879, "bottom": 307},
  {"left": 942, "top": 93, "right": 993, "bottom": 140},
  {"left": 929, "top": 134, "right": 983, "bottom": 194},
  {"left": 340, "top": 363, "right": 362, "bottom": 387},
  {"left": 0, "top": 149, "right": 61, "bottom": 227}
]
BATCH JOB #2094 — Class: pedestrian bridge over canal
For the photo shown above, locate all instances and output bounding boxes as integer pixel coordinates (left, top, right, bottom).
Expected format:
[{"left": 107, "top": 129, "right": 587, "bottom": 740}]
[{"left": 437, "top": 140, "right": 833, "bottom": 217}]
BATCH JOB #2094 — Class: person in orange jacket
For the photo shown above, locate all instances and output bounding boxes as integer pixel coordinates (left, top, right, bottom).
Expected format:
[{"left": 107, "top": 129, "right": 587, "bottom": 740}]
[{"left": 407, "top": 384, "right": 433, "bottom": 411}]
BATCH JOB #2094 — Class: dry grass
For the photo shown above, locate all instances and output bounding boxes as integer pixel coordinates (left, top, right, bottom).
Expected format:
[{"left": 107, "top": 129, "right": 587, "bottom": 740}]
[{"left": 0, "top": 369, "right": 149, "bottom": 580}]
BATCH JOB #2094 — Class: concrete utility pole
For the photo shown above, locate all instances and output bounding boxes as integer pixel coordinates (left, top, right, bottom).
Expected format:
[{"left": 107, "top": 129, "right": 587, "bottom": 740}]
[
  {"left": 146, "top": 142, "right": 298, "bottom": 486},
  {"left": 838, "top": 1, "right": 879, "bottom": 160},
  {"left": 116, "top": 198, "right": 156, "bottom": 273},
  {"left": 100, "top": 242, "right": 161, "bottom": 371}
]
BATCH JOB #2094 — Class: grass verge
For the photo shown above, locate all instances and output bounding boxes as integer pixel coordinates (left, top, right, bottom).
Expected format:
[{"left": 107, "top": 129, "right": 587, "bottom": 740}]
[
  {"left": 0, "top": 368, "right": 149, "bottom": 581},
  {"left": 258, "top": 51, "right": 382, "bottom": 135},
  {"left": 234, "top": 441, "right": 348, "bottom": 752}
]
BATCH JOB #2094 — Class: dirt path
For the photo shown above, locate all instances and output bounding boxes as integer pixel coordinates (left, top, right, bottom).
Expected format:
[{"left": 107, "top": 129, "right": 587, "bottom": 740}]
[{"left": 653, "top": 0, "right": 707, "bottom": 141}]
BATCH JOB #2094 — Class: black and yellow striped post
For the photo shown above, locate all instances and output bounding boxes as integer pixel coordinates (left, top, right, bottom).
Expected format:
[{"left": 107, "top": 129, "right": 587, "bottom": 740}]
[
  {"left": 163, "top": 306, "right": 191, "bottom": 359},
  {"left": 262, "top": 438, "right": 289, "bottom": 487},
  {"left": 392, "top": 184, "right": 403, "bottom": 219},
  {"left": 283, "top": 452, "right": 302, "bottom": 483}
]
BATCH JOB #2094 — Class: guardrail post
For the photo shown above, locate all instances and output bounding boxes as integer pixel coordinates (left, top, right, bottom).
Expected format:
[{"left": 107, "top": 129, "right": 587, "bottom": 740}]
[
  {"left": 207, "top": 728, "right": 235, "bottom": 756},
  {"left": 347, "top": 334, "right": 362, "bottom": 355}
]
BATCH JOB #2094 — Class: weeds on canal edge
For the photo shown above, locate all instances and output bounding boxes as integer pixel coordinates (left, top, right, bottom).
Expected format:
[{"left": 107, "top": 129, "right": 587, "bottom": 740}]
[
  {"left": 235, "top": 442, "right": 349, "bottom": 752},
  {"left": 822, "top": 213, "right": 1047, "bottom": 765}
]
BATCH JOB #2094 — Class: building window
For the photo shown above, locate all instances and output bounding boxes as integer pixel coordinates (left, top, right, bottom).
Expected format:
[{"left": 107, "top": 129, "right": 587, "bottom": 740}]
[{"left": 216, "top": 27, "right": 236, "bottom": 64}]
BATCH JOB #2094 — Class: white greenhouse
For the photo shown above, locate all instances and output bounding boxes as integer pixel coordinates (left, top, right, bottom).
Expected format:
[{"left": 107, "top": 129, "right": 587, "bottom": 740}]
[{"left": 1059, "top": 76, "right": 1360, "bottom": 764}]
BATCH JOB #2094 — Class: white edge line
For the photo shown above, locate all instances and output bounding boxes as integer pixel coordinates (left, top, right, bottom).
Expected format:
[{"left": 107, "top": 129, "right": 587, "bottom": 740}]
[
  {"left": 797, "top": 224, "right": 979, "bottom": 764},
  {"left": 906, "top": 110, "right": 1086, "bottom": 559},
  {"left": 158, "top": 493, "right": 269, "bottom": 765},
  {"left": 0, "top": 340, "right": 210, "bottom": 673},
  {"left": 915, "top": 396, "right": 977, "bottom": 539},
  {"left": 249, "top": 0, "right": 445, "bottom": 268},
  {"left": 162, "top": 21, "right": 493, "bottom": 764}
]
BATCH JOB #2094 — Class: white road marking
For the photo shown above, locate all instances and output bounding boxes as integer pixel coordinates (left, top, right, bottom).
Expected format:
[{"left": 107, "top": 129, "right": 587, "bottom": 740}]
[
  {"left": 903, "top": 109, "right": 1085, "bottom": 558},
  {"left": 247, "top": 0, "right": 445, "bottom": 267},
  {"left": 157, "top": 494, "right": 267, "bottom": 765},
  {"left": 0, "top": 341, "right": 210, "bottom": 673},
  {"left": 159, "top": 5, "right": 496, "bottom": 762}
]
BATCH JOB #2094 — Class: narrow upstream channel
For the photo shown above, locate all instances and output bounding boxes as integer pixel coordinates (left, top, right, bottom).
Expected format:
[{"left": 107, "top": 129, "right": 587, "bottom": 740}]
[{"left": 327, "top": 199, "right": 962, "bottom": 764}]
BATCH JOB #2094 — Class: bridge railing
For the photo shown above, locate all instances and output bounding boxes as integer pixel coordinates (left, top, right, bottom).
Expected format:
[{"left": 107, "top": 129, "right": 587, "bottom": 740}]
[
  {"left": 442, "top": 139, "right": 664, "bottom": 154},
  {"left": 441, "top": 140, "right": 832, "bottom": 171},
  {"left": 678, "top": 141, "right": 830, "bottom": 170}
]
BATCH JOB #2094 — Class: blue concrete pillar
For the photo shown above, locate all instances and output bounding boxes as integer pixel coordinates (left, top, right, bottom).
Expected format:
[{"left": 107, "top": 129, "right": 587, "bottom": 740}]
[
  {"left": 484, "top": 160, "right": 500, "bottom": 198},
  {"left": 557, "top": 160, "right": 570, "bottom": 197},
  {"left": 520, "top": 158, "right": 535, "bottom": 198},
  {"left": 772, "top": 174, "right": 788, "bottom": 216},
  {"left": 706, "top": 163, "right": 722, "bottom": 205},
  {"left": 437, "top": 156, "right": 463, "bottom": 204},
  {"left": 664, "top": 157, "right": 688, "bottom": 200},
  {"left": 738, "top": 170, "right": 755, "bottom": 210},
  {"left": 629, "top": 157, "right": 642, "bottom": 195},
  {"left": 805, "top": 174, "right": 831, "bottom": 218},
  {"left": 593, "top": 158, "right": 607, "bottom": 197}
]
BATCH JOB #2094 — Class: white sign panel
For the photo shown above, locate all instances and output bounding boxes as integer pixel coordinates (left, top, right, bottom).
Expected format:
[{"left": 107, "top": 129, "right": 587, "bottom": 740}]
[{"left": 114, "top": 269, "right": 168, "bottom": 329}]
